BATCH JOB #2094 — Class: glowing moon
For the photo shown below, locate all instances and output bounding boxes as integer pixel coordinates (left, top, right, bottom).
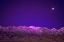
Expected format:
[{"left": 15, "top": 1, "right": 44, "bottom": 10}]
[{"left": 52, "top": 8, "right": 54, "bottom": 10}]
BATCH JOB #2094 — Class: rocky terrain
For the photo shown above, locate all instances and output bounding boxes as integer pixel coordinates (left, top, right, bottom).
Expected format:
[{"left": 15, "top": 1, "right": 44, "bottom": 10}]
[{"left": 0, "top": 26, "right": 64, "bottom": 42}]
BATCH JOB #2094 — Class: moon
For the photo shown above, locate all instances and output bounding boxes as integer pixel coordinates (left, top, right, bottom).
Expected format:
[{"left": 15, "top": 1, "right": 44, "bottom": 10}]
[{"left": 52, "top": 8, "right": 54, "bottom": 10}]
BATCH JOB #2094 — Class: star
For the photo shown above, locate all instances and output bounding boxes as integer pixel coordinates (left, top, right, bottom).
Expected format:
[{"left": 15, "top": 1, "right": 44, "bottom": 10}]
[{"left": 52, "top": 8, "right": 54, "bottom": 10}]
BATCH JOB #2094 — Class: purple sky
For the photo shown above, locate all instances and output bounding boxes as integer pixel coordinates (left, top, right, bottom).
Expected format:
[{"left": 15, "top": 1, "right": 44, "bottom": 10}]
[{"left": 0, "top": 0, "right": 64, "bottom": 29}]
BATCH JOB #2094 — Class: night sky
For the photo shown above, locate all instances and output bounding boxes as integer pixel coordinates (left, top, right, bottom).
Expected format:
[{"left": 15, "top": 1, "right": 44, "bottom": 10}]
[{"left": 0, "top": 0, "right": 64, "bottom": 29}]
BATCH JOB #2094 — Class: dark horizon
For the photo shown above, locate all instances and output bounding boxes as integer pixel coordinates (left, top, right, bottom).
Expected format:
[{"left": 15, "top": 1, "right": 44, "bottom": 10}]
[{"left": 0, "top": 0, "right": 64, "bottom": 29}]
